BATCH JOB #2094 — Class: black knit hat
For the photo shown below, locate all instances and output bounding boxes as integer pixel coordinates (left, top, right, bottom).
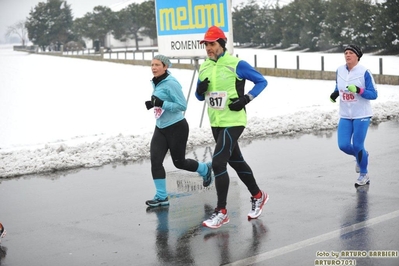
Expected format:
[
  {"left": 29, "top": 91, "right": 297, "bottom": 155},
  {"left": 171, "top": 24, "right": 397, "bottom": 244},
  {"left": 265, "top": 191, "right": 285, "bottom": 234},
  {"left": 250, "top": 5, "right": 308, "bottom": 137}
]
[{"left": 344, "top": 44, "right": 363, "bottom": 60}]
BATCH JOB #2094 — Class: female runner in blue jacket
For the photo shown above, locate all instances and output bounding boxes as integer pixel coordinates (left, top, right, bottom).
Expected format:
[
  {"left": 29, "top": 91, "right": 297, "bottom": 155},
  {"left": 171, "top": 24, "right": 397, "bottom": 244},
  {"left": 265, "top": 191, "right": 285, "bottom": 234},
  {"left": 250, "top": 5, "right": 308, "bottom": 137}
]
[{"left": 144, "top": 55, "right": 212, "bottom": 207}]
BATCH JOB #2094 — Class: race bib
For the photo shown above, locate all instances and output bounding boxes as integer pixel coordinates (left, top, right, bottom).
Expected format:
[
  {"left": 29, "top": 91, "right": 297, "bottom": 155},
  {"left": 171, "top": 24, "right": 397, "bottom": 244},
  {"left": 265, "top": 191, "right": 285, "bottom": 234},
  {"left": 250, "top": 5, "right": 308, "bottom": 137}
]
[
  {"left": 154, "top": 107, "right": 164, "bottom": 119},
  {"left": 342, "top": 91, "right": 356, "bottom": 102},
  {"left": 205, "top": 91, "right": 228, "bottom": 110}
]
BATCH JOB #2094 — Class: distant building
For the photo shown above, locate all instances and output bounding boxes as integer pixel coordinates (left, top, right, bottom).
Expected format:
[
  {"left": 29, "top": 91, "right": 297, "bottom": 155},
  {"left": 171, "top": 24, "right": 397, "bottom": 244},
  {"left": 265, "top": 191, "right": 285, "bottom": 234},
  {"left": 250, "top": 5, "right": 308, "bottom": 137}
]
[{"left": 105, "top": 0, "right": 155, "bottom": 50}]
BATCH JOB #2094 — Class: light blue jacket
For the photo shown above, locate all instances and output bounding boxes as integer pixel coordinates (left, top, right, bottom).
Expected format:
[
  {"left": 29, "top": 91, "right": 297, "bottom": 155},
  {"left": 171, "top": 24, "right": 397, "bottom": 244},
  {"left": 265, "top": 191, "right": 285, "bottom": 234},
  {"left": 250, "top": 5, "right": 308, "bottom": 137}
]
[{"left": 151, "top": 72, "right": 186, "bottom": 128}]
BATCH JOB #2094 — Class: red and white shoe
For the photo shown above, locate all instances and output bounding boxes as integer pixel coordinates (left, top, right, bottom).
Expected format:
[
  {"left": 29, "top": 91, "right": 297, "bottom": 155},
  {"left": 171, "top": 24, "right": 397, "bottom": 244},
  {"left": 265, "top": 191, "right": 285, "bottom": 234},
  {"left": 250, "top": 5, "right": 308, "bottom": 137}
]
[
  {"left": 203, "top": 209, "right": 229, "bottom": 229},
  {"left": 248, "top": 191, "right": 269, "bottom": 219}
]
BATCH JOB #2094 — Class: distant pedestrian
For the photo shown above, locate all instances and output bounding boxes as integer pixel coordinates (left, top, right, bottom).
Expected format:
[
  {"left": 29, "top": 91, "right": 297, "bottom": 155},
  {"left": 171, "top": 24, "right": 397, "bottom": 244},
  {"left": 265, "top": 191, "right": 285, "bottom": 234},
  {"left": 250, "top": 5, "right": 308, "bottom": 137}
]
[
  {"left": 330, "top": 44, "right": 378, "bottom": 187},
  {"left": 144, "top": 54, "right": 212, "bottom": 207},
  {"left": 195, "top": 26, "right": 269, "bottom": 229}
]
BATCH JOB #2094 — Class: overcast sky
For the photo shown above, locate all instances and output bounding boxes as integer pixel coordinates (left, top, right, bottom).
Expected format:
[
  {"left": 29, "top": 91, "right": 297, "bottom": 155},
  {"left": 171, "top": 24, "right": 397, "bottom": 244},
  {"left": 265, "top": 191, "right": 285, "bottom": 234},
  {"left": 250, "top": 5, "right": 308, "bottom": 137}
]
[{"left": 0, "top": 0, "right": 289, "bottom": 43}]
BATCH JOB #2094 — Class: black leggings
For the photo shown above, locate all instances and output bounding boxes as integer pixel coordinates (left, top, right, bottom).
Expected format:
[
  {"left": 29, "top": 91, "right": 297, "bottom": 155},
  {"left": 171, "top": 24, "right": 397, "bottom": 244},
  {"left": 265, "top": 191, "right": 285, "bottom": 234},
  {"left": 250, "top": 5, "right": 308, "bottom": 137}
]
[
  {"left": 211, "top": 126, "right": 260, "bottom": 209},
  {"left": 150, "top": 119, "right": 198, "bottom": 179}
]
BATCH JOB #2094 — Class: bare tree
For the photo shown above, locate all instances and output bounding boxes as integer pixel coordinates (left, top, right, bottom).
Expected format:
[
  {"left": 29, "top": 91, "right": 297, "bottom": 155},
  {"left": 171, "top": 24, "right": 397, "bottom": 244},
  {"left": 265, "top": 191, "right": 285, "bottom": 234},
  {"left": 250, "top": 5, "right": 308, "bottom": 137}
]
[{"left": 6, "top": 20, "right": 28, "bottom": 45}]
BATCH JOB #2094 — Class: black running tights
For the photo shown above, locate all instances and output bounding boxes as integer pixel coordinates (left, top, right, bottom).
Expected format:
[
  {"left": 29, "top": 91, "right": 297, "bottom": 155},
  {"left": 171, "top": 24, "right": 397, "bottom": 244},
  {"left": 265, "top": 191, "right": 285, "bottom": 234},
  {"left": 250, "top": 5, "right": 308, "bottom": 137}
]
[
  {"left": 211, "top": 126, "right": 260, "bottom": 209},
  {"left": 150, "top": 119, "right": 198, "bottom": 179}
]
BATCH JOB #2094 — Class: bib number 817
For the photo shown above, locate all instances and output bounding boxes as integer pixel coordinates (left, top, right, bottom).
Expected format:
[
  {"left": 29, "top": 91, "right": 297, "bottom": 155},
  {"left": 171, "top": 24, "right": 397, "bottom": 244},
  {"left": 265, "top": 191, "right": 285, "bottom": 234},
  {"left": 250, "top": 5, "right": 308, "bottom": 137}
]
[{"left": 209, "top": 96, "right": 223, "bottom": 107}]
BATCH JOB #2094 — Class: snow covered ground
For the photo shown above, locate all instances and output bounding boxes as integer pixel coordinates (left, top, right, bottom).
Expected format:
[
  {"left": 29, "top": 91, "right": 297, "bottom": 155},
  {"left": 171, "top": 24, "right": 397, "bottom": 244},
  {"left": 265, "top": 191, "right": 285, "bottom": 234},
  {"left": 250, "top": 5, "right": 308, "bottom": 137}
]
[{"left": 1, "top": 44, "right": 398, "bottom": 178}]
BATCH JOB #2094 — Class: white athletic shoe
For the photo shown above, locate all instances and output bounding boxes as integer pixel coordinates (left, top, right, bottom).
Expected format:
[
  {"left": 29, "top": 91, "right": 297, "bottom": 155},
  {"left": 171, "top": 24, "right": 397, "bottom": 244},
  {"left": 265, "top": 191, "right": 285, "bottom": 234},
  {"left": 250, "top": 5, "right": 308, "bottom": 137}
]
[
  {"left": 248, "top": 191, "right": 269, "bottom": 219},
  {"left": 203, "top": 209, "right": 229, "bottom": 229},
  {"left": 355, "top": 174, "right": 370, "bottom": 186}
]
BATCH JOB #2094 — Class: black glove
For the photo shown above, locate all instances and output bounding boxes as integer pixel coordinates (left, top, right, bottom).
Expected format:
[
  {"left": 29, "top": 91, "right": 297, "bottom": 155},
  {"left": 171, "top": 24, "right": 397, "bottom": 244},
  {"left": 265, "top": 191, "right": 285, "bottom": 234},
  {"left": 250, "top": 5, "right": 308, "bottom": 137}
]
[
  {"left": 151, "top": 95, "right": 164, "bottom": 107},
  {"left": 228, "top": 95, "right": 251, "bottom": 111},
  {"left": 145, "top": 100, "right": 153, "bottom": 110},
  {"left": 196, "top": 78, "right": 209, "bottom": 95},
  {"left": 330, "top": 91, "right": 339, "bottom": 103}
]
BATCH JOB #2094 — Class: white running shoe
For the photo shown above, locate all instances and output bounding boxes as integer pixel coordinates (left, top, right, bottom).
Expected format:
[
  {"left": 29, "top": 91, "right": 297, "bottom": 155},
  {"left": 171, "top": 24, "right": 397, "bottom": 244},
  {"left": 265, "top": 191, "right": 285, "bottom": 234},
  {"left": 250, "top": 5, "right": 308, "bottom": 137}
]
[
  {"left": 355, "top": 174, "right": 370, "bottom": 186},
  {"left": 202, "top": 209, "right": 229, "bottom": 229},
  {"left": 248, "top": 191, "right": 269, "bottom": 220}
]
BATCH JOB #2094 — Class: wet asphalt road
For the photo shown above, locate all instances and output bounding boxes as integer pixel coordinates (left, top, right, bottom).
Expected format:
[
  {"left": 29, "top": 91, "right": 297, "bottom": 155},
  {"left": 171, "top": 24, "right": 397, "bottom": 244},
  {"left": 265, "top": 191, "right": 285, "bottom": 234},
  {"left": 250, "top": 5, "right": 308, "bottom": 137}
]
[{"left": 0, "top": 120, "right": 398, "bottom": 266}]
